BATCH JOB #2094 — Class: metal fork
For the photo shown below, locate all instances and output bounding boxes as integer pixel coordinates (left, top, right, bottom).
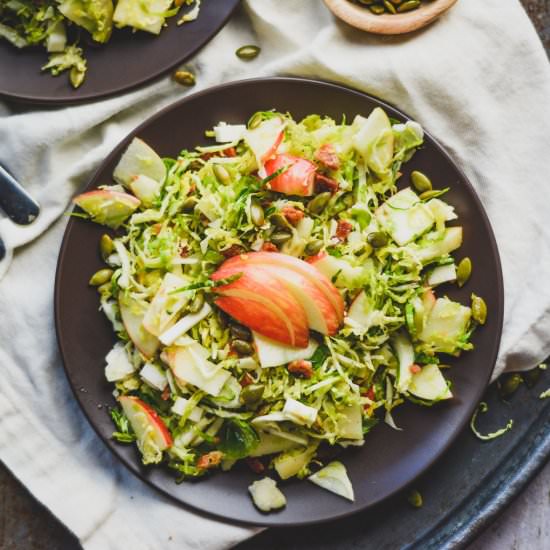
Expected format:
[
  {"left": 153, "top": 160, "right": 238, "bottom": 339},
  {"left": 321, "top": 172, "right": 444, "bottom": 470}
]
[{"left": 0, "top": 164, "right": 40, "bottom": 261}]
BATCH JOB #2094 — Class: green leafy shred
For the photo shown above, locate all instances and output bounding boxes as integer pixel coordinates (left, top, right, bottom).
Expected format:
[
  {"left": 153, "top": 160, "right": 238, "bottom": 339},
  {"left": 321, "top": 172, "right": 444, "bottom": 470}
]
[{"left": 470, "top": 402, "right": 513, "bottom": 441}]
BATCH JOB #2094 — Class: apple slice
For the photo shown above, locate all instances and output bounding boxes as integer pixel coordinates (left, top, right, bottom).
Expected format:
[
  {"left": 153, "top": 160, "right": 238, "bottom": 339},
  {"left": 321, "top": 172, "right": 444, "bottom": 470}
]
[
  {"left": 264, "top": 154, "right": 316, "bottom": 196},
  {"left": 119, "top": 296, "right": 159, "bottom": 359},
  {"left": 119, "top": 395, "right": 172, "bottom": 450},
  {"left": 212, "top": 263, "right": 309, "bottom": 348},
  {"left": 244, "top": 117, "right": 285, "bottom": 168},
  {"left": 254, "top": 332, "right": 318, "bottom": 368},
  {"left": 73, "top": 189, "right": 140, "bottom": 228},
  {"left": 408, "top": 364, "right": 453, "bottom": 401},
  {"left": 129, "top": 174, "right": 161, "bottom": 208},
  {"left": 218, "top": 252, "right": 344, "bottom": 323},
  {"left": 113, "top": 137, "right": 166, "bottom": 186},
  {"left": 142, "top": 273, "right": 190, "bottom": 336}
]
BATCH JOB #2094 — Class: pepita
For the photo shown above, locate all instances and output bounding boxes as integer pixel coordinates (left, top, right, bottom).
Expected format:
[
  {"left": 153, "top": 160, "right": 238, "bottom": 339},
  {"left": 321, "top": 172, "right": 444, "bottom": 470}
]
[
  {"left": 456, "top": 257, "right": 472, "bottom": 288},
  {"left": 236, "top": 45, "right": 261, "bottom": 61},
  {"left": 250, "top": 200, "right": 265, "bottom": 226},
  {"left": 173, "top": 70, "right": 196, "bottom": 86},
  {"left": 89, "top": 268, "right": 113, "bottom": 286},
  {"left": 411, "top": 170, "right": 432, "bottom": 193},
  {"left": 367, "top": 231, "right": 388, "bottom": 248},
  {"left": 308, "top": 192, "right": 332, "bottom": 215},
  {"left": 471, "top": 294, "right": 487, "bottom": 325}
]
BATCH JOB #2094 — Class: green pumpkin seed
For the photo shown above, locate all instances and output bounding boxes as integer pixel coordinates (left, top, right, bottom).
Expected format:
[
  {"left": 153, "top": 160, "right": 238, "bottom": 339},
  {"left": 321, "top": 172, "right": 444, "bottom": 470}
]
[
  {"left": 233, "top": 339, "right": 254, "bottom": 356},
  {"left": 247, "top": 112, "right": 263, "bottom": 130},
  {"left": 97, "top": 282, "right": 111, "bottom": 294},
  {"left": 271, "top": 231, "right": 292, "bottom": 245},
  {"left": 357, "top": 0, "right": 375, "bottom": 4},
  {"left": 182, "top": 196, "right": 198, "bottom": 213},
  {"left": 390, "top": 0, "right": 403, "bottom": 4},
  {"left": 173, "top": 70, "right": 196, "bottom": 86},
  {"left": 89, "top": 268, "right": 113, "bottom": 286},
  {"left": 230, "top": 323, "right": 252, "bottom": 342},
  {"left": 367, "top": 231, "right": 388, "bottom": 248},
  {"left": 407, "top": 489, "right": 423, "bottom": 508},
  {"left": 420, "top": 189, "right": 447, "bottom": 201},
  {"left": 522, "top": 366, "right": 542, "bottom": 388},
  {"left": 100, "top": 234, "right": 115, "bottom": 261},
  {"left": 270, "top": 212, "right": 292, "bottom": 229},
  {"left": 342, "top": 192, "right": 355, "bottom": 208},
  {"left": 498, "top": 373, "right": 523, "bottom": 399},
  {"left": 240, "top": 384, "right": 265, "bottom": 407},
  {"left": 471, "top": 294, "right": 487, "bottom": 325},
  {"left": 213, "top": 164, "right": 231, "bottom": 185},
  {"left": 188, "top": 292, "right": 205, "bottom": 314},
  {"left": 308, "top": 192, "right": 332, "bottom": 215},
  {"left": 369, "top": 4, "right": 385, "bottom": 14},
  {"left": 305, "top": 240, "right": 324, "bottom": 256},
  {"left": 236, "top": 45, "right": 261, "bottom": 61},
  {"left": 397, "top": 0, "right": 421, "bottom": 12},
  {"left": 411, "top": 170, "right": 432, "bottom": 193},
  {"left": 250, "top": 200, "right": 265, "bottom": 227},
  {"left": 456, "top": 257, "right": 472, "bottom": 288},
  {"left": 383, "top": 0, "right": 397, "bottom": 13}
]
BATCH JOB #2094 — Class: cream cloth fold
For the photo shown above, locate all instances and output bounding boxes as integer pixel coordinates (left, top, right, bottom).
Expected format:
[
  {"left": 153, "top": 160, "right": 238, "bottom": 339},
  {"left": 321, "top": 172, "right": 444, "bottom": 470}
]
[{"left": 1, "top": 1, "right": 549, "bottom": 548}]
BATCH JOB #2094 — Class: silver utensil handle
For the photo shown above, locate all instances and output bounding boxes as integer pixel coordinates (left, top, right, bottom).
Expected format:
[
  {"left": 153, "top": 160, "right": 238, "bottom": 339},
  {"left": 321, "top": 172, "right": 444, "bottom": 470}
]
[
  {"left": 0, "top": 165, "right": 40, "bottom": 225},
  {"left": 0, "top": 236, "right": 5, "bottom": 261}
]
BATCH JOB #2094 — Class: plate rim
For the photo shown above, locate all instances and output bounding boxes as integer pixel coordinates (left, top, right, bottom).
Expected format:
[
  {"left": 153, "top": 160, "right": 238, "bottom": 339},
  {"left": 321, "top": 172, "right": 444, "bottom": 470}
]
[
  {"left": 54, "top": 76, "right": 504, "bottom": 527},
  {"left": 0, "top": 0, "right": 240, "bottom": 106}
]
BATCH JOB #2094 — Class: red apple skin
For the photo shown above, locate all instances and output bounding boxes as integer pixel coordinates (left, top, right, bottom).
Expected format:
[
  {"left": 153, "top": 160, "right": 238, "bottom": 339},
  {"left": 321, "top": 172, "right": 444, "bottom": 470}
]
[
  {"left": 219, "top": 252, "right": 344, "bottom": 323},
  {"left": 119, "top": 395, "right": 173, "bottom": 448},
  {"left": 73, "top": 189, "right": 141, "bottom": 228},
  {"left": 264, "top": 154, "right": 317, "bottom": 196},
  {"left": 216, "top": 258, "right": 340, "bottom": 336},
  {"left": 212, "top": 264, "right": 309, "bottom": 348},
  {"left": 261, "top": 130, "right": 284, "bottom": 164}
]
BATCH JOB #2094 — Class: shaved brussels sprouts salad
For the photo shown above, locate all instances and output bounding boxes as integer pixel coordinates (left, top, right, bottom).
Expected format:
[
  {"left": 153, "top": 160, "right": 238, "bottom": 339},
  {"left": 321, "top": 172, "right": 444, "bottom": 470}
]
[
  {"left": 0, "top": 0, "right": 201, "bottom": 88},
  {"left": 73, "top": 106, "right": 486, "bottom": 510}
]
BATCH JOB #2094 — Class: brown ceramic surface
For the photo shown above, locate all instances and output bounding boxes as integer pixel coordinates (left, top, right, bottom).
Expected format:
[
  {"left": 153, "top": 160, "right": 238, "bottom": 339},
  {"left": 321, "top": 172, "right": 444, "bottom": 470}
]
[
  {"left": 54, "top": 77, "right": 503, "bottom": 526},
  {"left": 0, "top": 0, "right": 238, "bottom": 105}
]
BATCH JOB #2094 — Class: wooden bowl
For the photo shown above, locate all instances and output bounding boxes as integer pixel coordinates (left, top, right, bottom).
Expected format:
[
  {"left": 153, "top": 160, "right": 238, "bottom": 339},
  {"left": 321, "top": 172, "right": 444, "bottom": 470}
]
[{"left": 323, "top": 0, "right": 458, "bottom": 35}]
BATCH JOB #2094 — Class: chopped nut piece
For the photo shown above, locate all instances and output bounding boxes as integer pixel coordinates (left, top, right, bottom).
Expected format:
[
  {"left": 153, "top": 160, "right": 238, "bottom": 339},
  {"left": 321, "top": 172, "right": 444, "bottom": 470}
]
[
  {"left": 315, "top": 143, "right": 340, "bottom": 170},
  {"left": 197, "top": 451, "right": 223, "bottom": 470},
  {"left": 288, "top": 359, "right": 313, "bottom": 378}
]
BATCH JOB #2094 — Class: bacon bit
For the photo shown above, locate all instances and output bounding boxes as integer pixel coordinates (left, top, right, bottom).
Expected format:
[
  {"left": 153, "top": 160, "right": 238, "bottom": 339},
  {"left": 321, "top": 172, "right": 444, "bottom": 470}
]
[
  {"left": 200, "top": 146, "right": 237, "bottom": 161},
  {"left": 261, "top": 242, "right": 278, "bottom": 252},
  {"left": 314, "top": 173, "right": 339, "bottom": 194},
  {"left": 315, "top": 143, "right": 340, "bottom": 170},
  {"left": 197, "top": 451, "right": 224, "bottom": 470},
  {"left": 188, "top": 184, "right": 196, "bottom": 194},
  {"left": 246, "top": 457, "right": 265, "bottom": 474},
  {"left": 336, "top": 219, "right": 353, "bottom": 241},
  {"left": 363, "top": 386, "right": 376, "bottom": 402},
  {"left": 161, "top": 386, "right": 171, "bottom": 401},
  {"left": 281, "top": 205, "right": 305, "bottom": 226},
  {"left": 151, "top": 223, "right": 162, "bottom": 235},
  {"left": 240, "top": 373, "right": 254, "bottom": 387},
  {"left": 409, "top": 364, "right": 422, "bottom": 374},
  {"left": 288, "top": 360, "right": 313, "bottom": 379},
  {"left": 221, "top": 244, "right": 245, "bottom": 258},
  {"left": 179, "top": 245, "right": 189, "bottom": 258}
]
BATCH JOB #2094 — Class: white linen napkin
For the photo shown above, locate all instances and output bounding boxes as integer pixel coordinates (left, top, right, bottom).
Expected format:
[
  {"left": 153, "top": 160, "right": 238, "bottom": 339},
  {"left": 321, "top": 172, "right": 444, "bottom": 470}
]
[{"left": 1, "top": 1, "right": 549, "bottom": 549}]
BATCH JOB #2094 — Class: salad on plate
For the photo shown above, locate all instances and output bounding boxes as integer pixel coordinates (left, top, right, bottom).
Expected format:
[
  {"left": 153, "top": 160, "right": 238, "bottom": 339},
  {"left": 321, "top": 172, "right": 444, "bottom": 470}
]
[
  {"left": 0, "top": 0, "right": 201, "bottom": 88},
  {"left": 73, "top": 106, "right": 486, "bottom": 511}
]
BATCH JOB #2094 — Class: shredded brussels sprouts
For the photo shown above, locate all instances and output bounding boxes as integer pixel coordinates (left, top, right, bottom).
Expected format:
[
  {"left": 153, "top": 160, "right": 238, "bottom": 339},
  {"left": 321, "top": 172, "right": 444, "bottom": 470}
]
[{"left": 74, "top": 107, "right": 485, "bottom": 506}]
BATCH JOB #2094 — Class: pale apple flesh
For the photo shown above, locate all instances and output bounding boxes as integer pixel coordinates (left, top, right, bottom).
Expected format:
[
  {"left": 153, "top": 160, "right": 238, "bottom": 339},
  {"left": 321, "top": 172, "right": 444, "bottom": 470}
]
[
  {"left": 119, "top": 395, "right": 172, "bottom": 449},
  {"left": 212, "top": 264, "right": 310, "bottom": 348}
]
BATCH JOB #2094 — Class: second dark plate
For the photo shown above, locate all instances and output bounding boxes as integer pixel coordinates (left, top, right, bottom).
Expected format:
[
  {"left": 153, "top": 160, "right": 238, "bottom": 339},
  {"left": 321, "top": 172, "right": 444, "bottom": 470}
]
[
  {"left": 54, "top": 77, "right": 504, "bottom": 526},
  {"left": 0, "top": 0, "right": 239, "bottom": 105}
]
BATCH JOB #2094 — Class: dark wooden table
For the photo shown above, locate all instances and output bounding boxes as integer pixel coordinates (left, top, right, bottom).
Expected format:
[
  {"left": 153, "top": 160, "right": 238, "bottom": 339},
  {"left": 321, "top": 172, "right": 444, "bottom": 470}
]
[{"left": 1, "top": 2, "right": 549, "bottom": 549}]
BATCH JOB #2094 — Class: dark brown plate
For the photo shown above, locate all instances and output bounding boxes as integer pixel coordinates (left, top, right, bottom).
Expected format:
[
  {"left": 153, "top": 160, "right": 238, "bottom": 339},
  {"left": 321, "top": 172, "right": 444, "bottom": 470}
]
[
  {"left": 0, "top": 0, "right": 238, "bottom": 105},
  {"left": 54, "top": 77, "right": 504, "bottom": 526}
]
